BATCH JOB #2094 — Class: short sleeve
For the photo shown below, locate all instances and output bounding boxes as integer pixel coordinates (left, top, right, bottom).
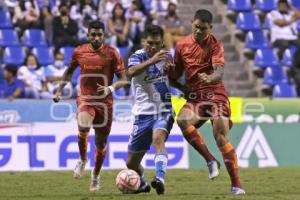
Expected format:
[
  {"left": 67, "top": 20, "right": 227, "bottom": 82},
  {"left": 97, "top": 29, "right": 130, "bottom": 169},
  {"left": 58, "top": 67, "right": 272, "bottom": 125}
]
[
  {"left": 112, "top": 49, "right": 125, "bottom": 73},
  {"left": 212, "top": 41, "right": 225, "bottom": 66},
  {"left": 128, "top": 53, "right": 142, "bottom": 68}
]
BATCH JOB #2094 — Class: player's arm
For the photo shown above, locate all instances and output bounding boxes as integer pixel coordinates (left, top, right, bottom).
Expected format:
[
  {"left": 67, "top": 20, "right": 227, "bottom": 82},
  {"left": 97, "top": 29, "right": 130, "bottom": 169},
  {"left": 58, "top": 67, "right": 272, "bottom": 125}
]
[
  {"left": 53, "top": 64, "right": 77, "bottom": 102},
  {"left": 127, "top": 50, "right": 169, "bottom": 77}
]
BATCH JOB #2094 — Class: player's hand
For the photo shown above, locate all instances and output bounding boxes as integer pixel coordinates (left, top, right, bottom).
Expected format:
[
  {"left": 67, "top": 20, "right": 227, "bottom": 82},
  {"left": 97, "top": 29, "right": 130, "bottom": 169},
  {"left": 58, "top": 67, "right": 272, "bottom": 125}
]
[
  {"left": 198, "top": 73, "right": 212, "bottom": 84},
  {"left": 53, "top": 91, "right": 61, "bottom": 103},
  {"left": 96, "top": 83, "right": 111, "bottom": 97},
  {"left": 164, "top": 61, "right": 175, "bottom": 74},
  {"left": 150, "top": 50, "right": 169, "bottom": 64}
]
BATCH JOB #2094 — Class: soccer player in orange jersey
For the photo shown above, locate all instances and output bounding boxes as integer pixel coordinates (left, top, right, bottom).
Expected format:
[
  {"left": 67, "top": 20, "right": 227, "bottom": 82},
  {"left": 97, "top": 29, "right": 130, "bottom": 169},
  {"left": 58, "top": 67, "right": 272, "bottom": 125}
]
[
  {"left": 171, "top": 9, "right": 245, "bottom": 195},
  {"left": 53, "top": 20, "right": 128, "bottom": 192}
]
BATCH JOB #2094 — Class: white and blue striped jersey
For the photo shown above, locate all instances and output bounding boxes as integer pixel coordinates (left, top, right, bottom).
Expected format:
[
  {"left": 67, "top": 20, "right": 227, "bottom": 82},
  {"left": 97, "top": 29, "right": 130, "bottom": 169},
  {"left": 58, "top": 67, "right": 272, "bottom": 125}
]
[{"left": 128, "top": 49, "right": 173, "bottom": 115}]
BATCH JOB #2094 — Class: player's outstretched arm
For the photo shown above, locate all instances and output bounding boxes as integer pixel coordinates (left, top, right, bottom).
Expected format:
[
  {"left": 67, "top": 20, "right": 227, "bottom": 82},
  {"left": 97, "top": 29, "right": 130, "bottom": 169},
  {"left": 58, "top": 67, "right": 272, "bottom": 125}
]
[
  {"left": 53, "top": 64, "right": 77, "bottom": 103},
  {"left": 127, "top": 50, "right": 169, "bottom": 77}
]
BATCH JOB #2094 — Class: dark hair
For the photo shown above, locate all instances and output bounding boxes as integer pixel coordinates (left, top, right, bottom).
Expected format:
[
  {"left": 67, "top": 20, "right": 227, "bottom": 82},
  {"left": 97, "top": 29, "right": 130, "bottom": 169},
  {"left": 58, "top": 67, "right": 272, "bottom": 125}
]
[
  {"left": 194, "top": 9, "right": 213, "bottom": 24},
  {"left": 112, "top": 3, "right": 126, "bottom": 23},
  {"left": 24, "top": 53, "right": 41, "bottom": 69},
  {"left": 144, "top": 25, "right": 164, "bottom": 38},
  {"left": 88, "top": 20, "right": 105, "bottom": 31},
  {"left": 4, "top": 64, "right": 18, "bottom": 76}
]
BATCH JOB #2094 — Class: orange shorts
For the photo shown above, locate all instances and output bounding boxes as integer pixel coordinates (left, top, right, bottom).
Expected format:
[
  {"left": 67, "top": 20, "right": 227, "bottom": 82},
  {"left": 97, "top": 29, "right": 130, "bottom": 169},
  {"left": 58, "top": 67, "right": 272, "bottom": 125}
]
[{"left": 76, "top": 99, "right": 112, "bottom": 134}]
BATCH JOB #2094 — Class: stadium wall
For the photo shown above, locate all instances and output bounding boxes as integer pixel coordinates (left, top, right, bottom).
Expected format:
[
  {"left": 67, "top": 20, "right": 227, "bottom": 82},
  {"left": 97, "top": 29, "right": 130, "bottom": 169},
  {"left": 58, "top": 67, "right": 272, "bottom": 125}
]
[{"left": 0, "top": 99, "right": 299, "bottom": 171}]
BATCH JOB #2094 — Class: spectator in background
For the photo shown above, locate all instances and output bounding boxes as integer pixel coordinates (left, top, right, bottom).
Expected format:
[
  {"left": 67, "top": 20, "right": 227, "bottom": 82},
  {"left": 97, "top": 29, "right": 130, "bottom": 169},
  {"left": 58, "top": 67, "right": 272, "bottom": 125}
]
[
  {"left": 125, "top": 0, "right": 146, "bottom": 46},
  {"left": 268, "top": 0, "right": 300, "bottom": 59},
  {"left": 52, "top": 3, "right": 79, "bottom": 51},
  {"left": 13, "top": 0, "right": 41, "bottom": 37},
  {"left": 45, "top": 52, "right": 73, "bottom": 97},
  {"left": 291, "top": 48, "right": 300, "bottom": 96},
  {"left": 150, "top": 0, "right": 178, "bottom": 23},
  {"left": 2, "top": 64, "right": 26, "bottom": 101},
  {"left": 108, "top": 3, "right": 130, "bottom": 47},
  {"left": 157, "top": 2, "right": 184, "bottom": 49},
  {"left": 38, "top": 0, "right": 55, "bottom": 44},
  {"left": 18, "top": 54, "right": 50, "bottom": 99}
]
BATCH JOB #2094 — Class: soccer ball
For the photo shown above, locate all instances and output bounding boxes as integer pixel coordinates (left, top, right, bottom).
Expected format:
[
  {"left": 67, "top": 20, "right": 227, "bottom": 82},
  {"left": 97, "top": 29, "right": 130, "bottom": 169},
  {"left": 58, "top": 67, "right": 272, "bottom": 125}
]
[{"left": 116, "top": 169, "right": 141, "bottom": 193}]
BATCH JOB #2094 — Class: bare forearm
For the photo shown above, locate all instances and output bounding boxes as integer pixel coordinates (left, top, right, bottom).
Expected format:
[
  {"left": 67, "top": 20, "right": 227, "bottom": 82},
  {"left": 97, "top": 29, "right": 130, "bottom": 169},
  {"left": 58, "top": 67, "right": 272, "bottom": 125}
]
[
  {"left": 57, "top": 67, "right": 75, "bottom": 92},
  {"left": 209, "top": 65, "right": 224, "bottom": 82}
]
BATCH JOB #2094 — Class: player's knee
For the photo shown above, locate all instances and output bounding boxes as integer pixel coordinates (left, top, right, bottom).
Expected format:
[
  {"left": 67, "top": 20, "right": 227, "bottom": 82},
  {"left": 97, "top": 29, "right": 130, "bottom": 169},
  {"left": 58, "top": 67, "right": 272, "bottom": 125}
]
[
  {"left": 176, "top": 117, "right": 188, "bottom": 129},
  {"left": 213, "top": 128, "right": 228, "bottom": 147},
  {"left": 152, "top": 136, "right": 164, "bottom": 148}
]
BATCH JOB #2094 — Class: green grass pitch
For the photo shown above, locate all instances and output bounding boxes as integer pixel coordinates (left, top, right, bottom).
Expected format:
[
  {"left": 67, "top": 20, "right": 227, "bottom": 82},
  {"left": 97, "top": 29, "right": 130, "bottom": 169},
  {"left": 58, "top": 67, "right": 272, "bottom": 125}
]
[{"left": 1, "top": 168, "right": 300, "bottom": 200}]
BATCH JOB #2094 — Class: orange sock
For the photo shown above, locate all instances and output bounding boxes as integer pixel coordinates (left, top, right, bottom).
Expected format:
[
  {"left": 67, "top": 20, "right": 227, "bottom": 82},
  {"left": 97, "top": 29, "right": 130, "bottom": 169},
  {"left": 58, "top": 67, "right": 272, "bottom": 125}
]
[
  {"left": 219, "top": 143, "right": 241, "bottom": 188},
  {"left": 183, "top": 125, "right": 215, "bottom": 162},
  {"left": 78, "top": 131, "right": 89, "bottom": 161},
  {"left": 93, "top": 146, "right": 107, "bottom": 175}
]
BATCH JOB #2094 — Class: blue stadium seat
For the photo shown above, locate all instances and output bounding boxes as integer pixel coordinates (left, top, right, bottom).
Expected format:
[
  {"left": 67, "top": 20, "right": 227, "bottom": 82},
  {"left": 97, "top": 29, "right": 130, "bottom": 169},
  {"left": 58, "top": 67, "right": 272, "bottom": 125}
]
[
  {"left": 32, "top": 47, "right": 54, "bottom": 66},
  {"left": 22, "top": 29, "right": 47, "bottom": 47},
  {"left": 3, "top": 46, "right": 26, "bottom": 66},
  {"left": 272, "top": 83, "right": 297, "bottom": 98},
  {"left": 297, "top": 20, "right": 300, "bottom": 31},
  {"left": 254, "top": 0, "right": 277, "bottom": 12},
  {"left": 245, "top": 30, "right": 269, "bottom": 50},
  {"left": 254, "top": 48, "right": 280, "bottom": 69},
  {"left": 113, "top": 88, "right": 132, "bottom": 100},
  {"left": 228, "top": 0, "right": 252, "bottom": 12},
  {"left": 282, "top": 46, "right": 298, "bottom": 67},
  {"left": 0, "top": 10, "right": 13, "bottom": 28},
  {"left": 236, "top": 12, "right": 262, "bottom": 31},
  {"left": 263, "top": 66, "right": 288, "bottom": 86},
  {"left": 117, "top": 46, "right": 130, "bottom": 59},
  {"left": 59, "top": 46, "right": 75, "bottom": 65},
  {"left": 143, "top": 0, "right": 152, "bottom": 12},
  {"left": 291, "top": 0, "right": 300, "bottom": 10},
  {"left": 263, "top": 14, "right": 271, "bottom": 30},
  {"left": 0, "top": 29, "right": 20, "bottom": 47}
]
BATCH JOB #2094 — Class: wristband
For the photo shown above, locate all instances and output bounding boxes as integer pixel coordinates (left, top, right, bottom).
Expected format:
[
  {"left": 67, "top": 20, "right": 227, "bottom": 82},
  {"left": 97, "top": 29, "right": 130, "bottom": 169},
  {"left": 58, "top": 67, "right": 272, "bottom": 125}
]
[{"left": 108, "top": 85, "right": 115, "bottom": 93}]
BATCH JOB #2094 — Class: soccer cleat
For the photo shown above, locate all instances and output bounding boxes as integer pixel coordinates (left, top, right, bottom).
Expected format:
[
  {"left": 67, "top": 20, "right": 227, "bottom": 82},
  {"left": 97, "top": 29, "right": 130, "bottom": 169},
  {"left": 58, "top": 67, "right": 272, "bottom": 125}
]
[
  {"left": 134, "top": 182, "right": 151, "bottom": 194},
  {"left": 73, "top": 160, "right": 87, "bottom": 179},
  {"left": 207, "top": 160, "right": 220, "bottom": 180},
  {"left": 231, "top": 187, "right": 246, "bottom": 195},
  {"left": 151, "top": 177, "right": 165, "bottom": 195},
  {"left": 89, "top": 170, "right": 100, "bottom": 192}
]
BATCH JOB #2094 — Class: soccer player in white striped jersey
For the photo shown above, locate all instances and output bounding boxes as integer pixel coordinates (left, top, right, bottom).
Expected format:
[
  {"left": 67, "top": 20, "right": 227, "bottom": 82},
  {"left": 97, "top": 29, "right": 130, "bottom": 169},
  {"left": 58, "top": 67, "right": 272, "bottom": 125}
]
[{"left": 125, "top": 25, "right": 175, "bottom": 195}]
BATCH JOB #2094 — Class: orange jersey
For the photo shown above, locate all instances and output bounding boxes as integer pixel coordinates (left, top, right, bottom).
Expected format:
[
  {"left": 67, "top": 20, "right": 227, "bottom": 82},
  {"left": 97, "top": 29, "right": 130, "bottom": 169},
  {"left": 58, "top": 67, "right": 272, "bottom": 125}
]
[
  {"left": 70, "top": 43, "right": 125, "bottom": 104},
  {"left": 174, "top": 34, "right": 227, "bottom": 95}
]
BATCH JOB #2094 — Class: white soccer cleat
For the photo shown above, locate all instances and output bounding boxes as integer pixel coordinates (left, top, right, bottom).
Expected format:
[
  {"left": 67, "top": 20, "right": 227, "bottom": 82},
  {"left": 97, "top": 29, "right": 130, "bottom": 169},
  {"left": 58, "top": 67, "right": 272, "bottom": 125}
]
[
  {"left": 73, "top": 160, "right": 87, "bottom": 179},
  {"left": 207, "top": 160, "right": 220, "bottom": 180},
  {"left": 231, "top": 187, "right": 246, "bottom": 195},
  {"left": 89, "top": 170, "right": 100, "bottom": 192}
]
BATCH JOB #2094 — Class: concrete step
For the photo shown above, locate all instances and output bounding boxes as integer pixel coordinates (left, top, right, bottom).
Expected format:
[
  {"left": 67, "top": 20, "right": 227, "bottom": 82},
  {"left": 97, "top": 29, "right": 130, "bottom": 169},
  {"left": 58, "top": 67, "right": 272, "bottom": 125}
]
[
  {"left": 227, "top": 89, "right": 258, "bottom": 97},
  {"left": 178, "top": 0, "right": 213, "bottom": 4}
]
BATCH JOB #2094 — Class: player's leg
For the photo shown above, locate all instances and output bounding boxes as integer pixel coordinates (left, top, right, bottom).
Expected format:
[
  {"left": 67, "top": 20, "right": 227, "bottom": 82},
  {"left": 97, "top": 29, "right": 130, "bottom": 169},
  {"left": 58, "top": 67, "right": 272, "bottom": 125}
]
[
  {"left": 127, "top": 115, "right": 154, "bottom": 193},
  {"left": 176, "top": 104, "right": 219, "bottom": 179},
  {"left": 89, "top": 107, "right": 112, "bottom": 192},
  {"left": 126, "top": 152, "right": 151, "bottom": 193},
  {"left": 211, "top": 110, "right": 245, "bottom": 194},
  {"left": 150, "top": 112, "right": 173, "bottom": 195},
  {"left": 74, "top": 110, "right": 95, "bottom": 179}
]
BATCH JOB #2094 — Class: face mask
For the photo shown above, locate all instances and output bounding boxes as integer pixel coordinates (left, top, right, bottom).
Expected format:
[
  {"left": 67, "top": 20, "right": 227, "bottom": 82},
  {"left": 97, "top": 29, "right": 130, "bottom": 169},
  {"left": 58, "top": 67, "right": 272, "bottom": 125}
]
[
  {"left": 54, "top": 60, "right": 64, "bottom": 68},
  {"left": 27, "top": 64, "right": 37, "bottom": 70}
]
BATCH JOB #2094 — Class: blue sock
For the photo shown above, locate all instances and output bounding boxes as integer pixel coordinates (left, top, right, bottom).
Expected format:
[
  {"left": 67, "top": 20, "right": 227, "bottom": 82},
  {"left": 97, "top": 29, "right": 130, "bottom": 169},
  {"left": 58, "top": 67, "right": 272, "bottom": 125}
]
[{"left": 155, "top": 152, "right": 168, "bottom": 182}]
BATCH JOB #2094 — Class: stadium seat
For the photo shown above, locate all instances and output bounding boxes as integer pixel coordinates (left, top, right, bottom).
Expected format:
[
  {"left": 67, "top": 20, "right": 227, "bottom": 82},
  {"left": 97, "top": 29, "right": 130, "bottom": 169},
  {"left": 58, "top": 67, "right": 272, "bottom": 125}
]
[
  {"left": 0, "top": 10, "right": 13, "bottom": 28},
  {"left": 32, "top": 47, "right": 54, "bottom": 66},
  {"left": 117, "top": 46, "right": 130, "bottom": 60},
  {"left": 3, "top": 46, "right": 26, "bottom": 66},
  {"left": 282, "top": 46, "right": 298, "bottom": 67},
  {"left": 236, "top": 12, "right": 262, "bottom": 31},
  {"left": 143, "top": 0, "right": 152, "bottom": 12},
  {"left": 22, "top": 29, "right": 47, "bottom": 47},
  {"left": 227, "top": 0, "right": 252, "bottom": 12},
  {"left": 291, "top": 0, "right": 300, "bottom": 10},
  {"left": 254, "top": 48, "right": 280, "bottom": 69},
  {"left": 263, "top": 66, "right": 288, "bottom": 86},
  {"left": 0, "top": 29, "right": 20, "bottom": 47},
  {"left": 59, "top": 46, "right": 75, "bottom": 65},
  {"left": 263, "top": 14, "right": 271, "bottom": 30},
  {"left": 254, "top": 0, "right": 277, "bottom": 12},
  {"left": 245, "top": 30, "right": 269, "bottom": 50},
  {"left": 272, "top": 83, "right": 297, "bottom": 98}
]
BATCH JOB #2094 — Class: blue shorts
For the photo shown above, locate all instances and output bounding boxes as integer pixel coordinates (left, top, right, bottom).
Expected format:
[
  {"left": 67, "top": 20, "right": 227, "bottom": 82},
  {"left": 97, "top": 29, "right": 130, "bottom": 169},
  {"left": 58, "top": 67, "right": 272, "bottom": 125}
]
[{"left": 128, "top": 112, "right": 174, "bottom": 153}]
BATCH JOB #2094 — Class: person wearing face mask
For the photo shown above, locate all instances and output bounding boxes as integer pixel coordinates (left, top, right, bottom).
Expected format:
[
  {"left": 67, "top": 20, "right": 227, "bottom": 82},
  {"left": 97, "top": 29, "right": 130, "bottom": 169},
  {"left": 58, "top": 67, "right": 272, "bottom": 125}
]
[
  {"left": 156, "top": 2, "right": 184, "bottom": 49},
  {"left": 268, "top": 0, "right": 300, "bottom": 59},
  {"left": 17, "top": 54, "right": 49, "bottom": 99},
  {"left": 52, "top": 3, "right": 79, "bottom": 52},
  {"left": 45, "top": 52, "right": 73, "bottom": 97}
]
